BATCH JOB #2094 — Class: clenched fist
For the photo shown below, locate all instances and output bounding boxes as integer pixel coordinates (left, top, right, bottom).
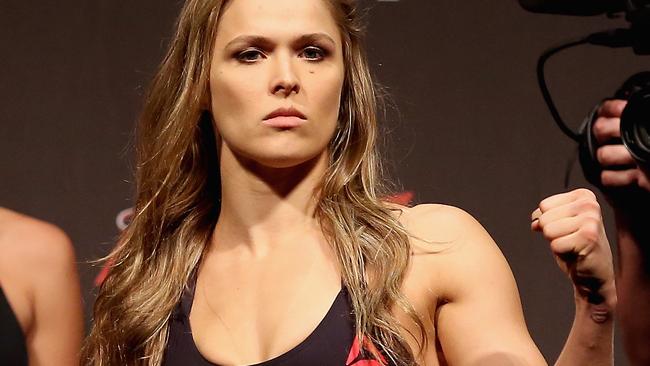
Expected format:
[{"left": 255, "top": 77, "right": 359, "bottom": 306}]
[{"left": 531, "top": 188, "right": 616, "bottom": 320}]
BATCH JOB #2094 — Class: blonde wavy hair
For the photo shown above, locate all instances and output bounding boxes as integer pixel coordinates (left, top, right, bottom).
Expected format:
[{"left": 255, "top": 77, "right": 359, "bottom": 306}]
[{"left": 82, "top": 0, "right": 427, "bottom": 365}]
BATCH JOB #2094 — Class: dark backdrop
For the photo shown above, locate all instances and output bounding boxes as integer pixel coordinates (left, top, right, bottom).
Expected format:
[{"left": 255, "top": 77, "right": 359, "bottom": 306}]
[{"left": 2, "top": 1, "right": 647, "bottom": 364}]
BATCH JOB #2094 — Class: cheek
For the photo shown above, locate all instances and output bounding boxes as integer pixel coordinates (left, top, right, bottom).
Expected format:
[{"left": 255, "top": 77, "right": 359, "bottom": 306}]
[
  {"left": 310, "top": 70, "right": 345, "bottom": 128},
  {"left": 209, "top": 70, "right": 258, "bottom": 127},
  {"left": 208, "top": 78, "right": 261, "bottom": 150}
]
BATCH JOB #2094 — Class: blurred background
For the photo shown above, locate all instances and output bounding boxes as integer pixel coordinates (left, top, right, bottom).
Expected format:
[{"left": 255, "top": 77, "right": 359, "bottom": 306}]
[{"left": 1, "top": 1, "right": 647, "bottom": 364}]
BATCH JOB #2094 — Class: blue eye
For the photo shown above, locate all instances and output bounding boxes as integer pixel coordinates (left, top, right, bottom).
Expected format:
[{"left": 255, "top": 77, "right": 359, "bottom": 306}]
[
  {"left": 300, "top": 46, "right": 326, "bottom": 61},
  {"left": 236, "top": 49, "right": 264, "bottom": 63},
  {"left": 235, "top": 46, "right": 326, "bottom": 63}
]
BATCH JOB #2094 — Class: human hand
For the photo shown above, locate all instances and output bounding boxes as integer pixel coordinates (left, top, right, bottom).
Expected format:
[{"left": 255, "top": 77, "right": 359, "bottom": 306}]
[
  {"left": 531, "top": 189, "right": 616, "bottom": 318},
  {"left": 593, "top": 99, "right": 650, "bottom": 192}
]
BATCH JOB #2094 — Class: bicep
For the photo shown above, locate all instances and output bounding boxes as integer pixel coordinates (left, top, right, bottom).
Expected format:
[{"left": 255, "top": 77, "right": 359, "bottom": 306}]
[{"left": 429, "top": 210, "right": 546, "bottom": 365}]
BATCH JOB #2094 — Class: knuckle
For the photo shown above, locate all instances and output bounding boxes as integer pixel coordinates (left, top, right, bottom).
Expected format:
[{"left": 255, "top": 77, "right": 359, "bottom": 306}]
[
  {"left": 578, "top": 197, "right": 600, "bottom": 213},
  {"left": 588, "top": 212, "right": 603, "bottom": 223},
  {"left": 614, "top": 99, "right": 627, "bottom": 115},
  {"left": 541, "top": 226, "right": 555, "bottom": 241},
  {"left": 550, "top": 239, "right": 568, "bottom": 254},
  {"left": 537, "top": 214, "right": 549, "bottom": 228},
  {"left": 596, "top": 147, "right": 607, "bottom": 164},
  {"left": 579, "top": 218, "right": 601, "bottom": 243},
  {"left": 575, "top": 188, "right": 596, "bottom": 199},
  {"left": 593, "top": 118, "right": 607, "bottom": 136},
  {"left": 638, "top": 172, "right": 649, "bottom": 188},
  {"left": 597, "top": 101, "right": 609, "bottom": 116},
  {"left": 538, "top": 200, "right": 551, "bottom": 213},
  {"left": 600, "top": 170, "right": 614, "bottom": 186}
]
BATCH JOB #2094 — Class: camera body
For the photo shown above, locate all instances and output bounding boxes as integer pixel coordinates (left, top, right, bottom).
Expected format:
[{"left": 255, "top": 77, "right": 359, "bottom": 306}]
[
  {"left": 619, "top": 73, "right": 650, "bottom": 165},
  {"left": 579, "top": 73, "right": 650, "bottom": 188},
  {"left": 519, "top": 0, "right": 650, "bottom": 185}
]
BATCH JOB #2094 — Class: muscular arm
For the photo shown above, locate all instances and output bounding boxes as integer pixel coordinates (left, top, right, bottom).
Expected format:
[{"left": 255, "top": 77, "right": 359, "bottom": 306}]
[
  {"left": 27, "top": 225, "right": 83, "bottom": 366},
  {"left": 1, "top": 212, "right": 83, "bottom": 366},
  {"left": 553, "top": 292, "right": 614, "bottom": 366},
  {"left": 409, "top": 204, "right": 613, "bottom": 366},
  {"left": 410, "top": 204, "right": 544, "bottom": 365},
  {"left": 532, "top": 189, "right": 615, "bottom": 366}
]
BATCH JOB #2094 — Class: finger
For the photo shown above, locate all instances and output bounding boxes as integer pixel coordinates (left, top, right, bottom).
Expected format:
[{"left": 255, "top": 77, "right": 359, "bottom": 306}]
[
  {"left": 597, "top": 99, "right": 627, "bottom": 118},
  {"left": 592, "top": 116, "right": 621, "bottom": 145},
  {"left": 537, "top": 197, "right": 601, "bottom": 229},
  {"left": 538, "top": 192, "right": 575, "bottom": 213},
  {"left": 540, "top": 216, "right": 580, "bottom": 242},
  {"left": 639, "top": 171, "right": 650, "bottom": 191},
  {"left": 531, "top": 208, "right": 542, "bottom": 231},
  {"left": 537, "top": 202, "right": 577, "bottom": 229},
  {"left": 531, "top": 208, "right": 542, "bottom": 221},
  {"left": 596, "top": 145, "right": 636, "bottom": 167},
  {"left": 601, "top": 169, "right": 638, "bottom": 187},
  {"left": 538, "top": 188, "right": 595, "bottom": 213},
  {"left": 549, "top": 231, "right": 582, "bottom": 255},
  {"left": 531, "top": 219, "right": 541, "bottom": 232},
  {"left": 549, "top": 218, "right": 601, "bottom": 257}
]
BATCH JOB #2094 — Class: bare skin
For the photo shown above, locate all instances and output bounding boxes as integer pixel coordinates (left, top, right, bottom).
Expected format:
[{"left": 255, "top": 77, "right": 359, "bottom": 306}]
[
  {"left": 0, "top": 208, "right": 83, "bottom": 366},
  {"left": 188, "top": 0, "right": 616, "bottom": 365}
]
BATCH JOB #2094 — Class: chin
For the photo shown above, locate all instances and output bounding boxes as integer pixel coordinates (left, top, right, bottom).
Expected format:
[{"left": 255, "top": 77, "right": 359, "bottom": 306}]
[
  {"left": 226, "top": 137, "right": 332, "bottom": 171},
  {"left": 240, "top": 138, "right": 329, "bottom": 169},
  {"left": 255, "top": 152, "right": 324, "bottom": 169}
]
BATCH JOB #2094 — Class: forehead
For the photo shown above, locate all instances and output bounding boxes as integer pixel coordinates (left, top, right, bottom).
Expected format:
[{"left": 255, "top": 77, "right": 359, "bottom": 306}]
[{"left": 216, "top": 0, "right": 341, "bottom": 45}]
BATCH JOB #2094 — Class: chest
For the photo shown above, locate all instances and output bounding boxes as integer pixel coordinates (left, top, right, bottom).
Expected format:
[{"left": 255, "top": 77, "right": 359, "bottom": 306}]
[
  {"left": 182, "top": 291, "right": 443, "bottom": 365},
  {"left": 175, "top": 249, "right": 444, "bottom": 366},
  {"left": 190, "top": 274, "right": 344, "bottom": 365}
]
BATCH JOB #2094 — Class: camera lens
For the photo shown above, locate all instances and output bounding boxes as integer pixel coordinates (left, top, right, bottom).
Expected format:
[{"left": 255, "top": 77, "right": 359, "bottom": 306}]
[{"left": 621, "top": 88, "right": 650, "bottom": 164}]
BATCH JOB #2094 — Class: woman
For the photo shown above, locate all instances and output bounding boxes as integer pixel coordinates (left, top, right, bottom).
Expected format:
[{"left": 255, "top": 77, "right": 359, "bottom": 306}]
[
  {"left": 0, "top": 208, "right": 83, "bottom": 365},
  {"left": 83, "top": 0, "right": 616, "bottom": 365}
]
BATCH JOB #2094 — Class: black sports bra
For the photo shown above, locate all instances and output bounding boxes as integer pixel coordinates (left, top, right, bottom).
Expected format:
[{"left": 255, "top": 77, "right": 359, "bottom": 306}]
[
  {"left": 162, "top": 273, "right": 390, "bottom": 366},
  {"left": 0, "top": 286, "right": 28, "bottom": 366}
]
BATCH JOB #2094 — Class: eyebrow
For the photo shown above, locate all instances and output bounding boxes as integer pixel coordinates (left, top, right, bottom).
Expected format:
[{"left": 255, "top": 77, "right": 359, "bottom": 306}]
[{"left": 224, "top": 33, "right": 337, "bottom": 50}]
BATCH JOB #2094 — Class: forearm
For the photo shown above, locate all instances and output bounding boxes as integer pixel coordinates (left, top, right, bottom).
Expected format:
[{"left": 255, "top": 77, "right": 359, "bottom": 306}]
[
  {"left": 554, "top": 288, "right": 615, "bottom": 366},
  {"left": 614, "top": 209, "right": 650, "bottom": 365}
]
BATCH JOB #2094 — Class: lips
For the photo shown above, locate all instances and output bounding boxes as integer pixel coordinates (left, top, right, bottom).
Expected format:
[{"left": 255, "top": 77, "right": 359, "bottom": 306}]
[
  {"left": 263, "top": 107, "right": 307, "bottom": 128},
  {"left": 264, "top": 107, "right": 306, "bottom": 119}
]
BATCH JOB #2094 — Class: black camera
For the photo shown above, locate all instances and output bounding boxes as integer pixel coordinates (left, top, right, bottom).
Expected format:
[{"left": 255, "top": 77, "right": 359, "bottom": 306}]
[
  {"left": 619, "top": 73, "right": 650, "bottom": 166},
  {"left": 579, "top": 73, "right": 650, "bottom": 188},
  {"left": 519, "top": 0, "right": 650, "bottom": 187}
]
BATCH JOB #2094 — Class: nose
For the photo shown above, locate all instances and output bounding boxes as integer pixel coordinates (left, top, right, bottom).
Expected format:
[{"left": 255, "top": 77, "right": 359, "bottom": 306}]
[{"left": 270, "top": 52, "right": 300, "bottom": 97}]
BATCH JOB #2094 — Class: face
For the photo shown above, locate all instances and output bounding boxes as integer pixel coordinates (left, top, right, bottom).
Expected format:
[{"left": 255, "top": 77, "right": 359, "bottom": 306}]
[{"left": 209, "top": 0, "right": 345, "bottom": 169}]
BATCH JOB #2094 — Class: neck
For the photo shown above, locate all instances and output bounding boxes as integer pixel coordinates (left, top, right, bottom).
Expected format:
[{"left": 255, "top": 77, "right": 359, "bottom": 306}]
[{"left": 213, "top": 146, "right": 330, "bottom": 255}]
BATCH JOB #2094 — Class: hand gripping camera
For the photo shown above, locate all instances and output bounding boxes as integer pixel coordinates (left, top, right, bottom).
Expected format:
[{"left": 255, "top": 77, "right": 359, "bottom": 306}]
[
  {"left": 519, "top": 0, "right": 650, "bottom": 187},
  {"left": 580, "top": 72, "right": 650, "bottom": 188}
]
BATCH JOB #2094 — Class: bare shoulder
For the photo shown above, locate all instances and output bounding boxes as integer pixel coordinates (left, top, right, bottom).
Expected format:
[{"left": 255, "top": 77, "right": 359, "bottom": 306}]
[
  {"left": 0, "top": 208, "right": 79, "bottom": 334},
  {"left": 0, "top": 208, "right": 83, "bottom": 363},
  {"left": 393, "top": 205, "right": 542, "bottom": 365},
  {"left": 0, "top": 208, "right": 76, "bottom": 282},
  {"left": 396, "top": 204, "right": 513, "bottom": 301},
  {"left": 397, "top": 203, "right": 492, "bottom": 252}
]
